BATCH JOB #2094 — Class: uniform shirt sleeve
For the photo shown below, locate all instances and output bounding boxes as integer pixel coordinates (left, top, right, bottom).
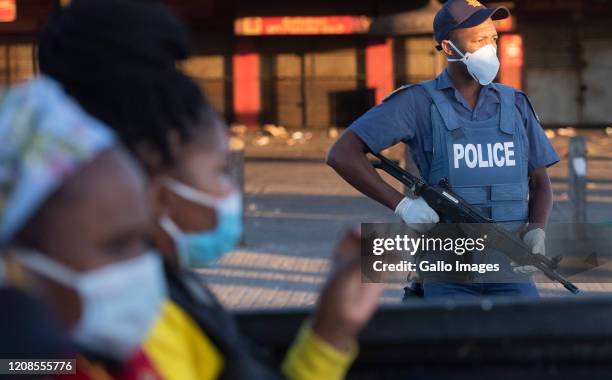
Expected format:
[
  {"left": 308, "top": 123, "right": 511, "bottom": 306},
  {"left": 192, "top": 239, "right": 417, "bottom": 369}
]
[
  {"left": 348, "top": 86, "right": 419, "bottom": 153},
  {"left": 515, "top": 91, "right": 560, "bottom": 171}
]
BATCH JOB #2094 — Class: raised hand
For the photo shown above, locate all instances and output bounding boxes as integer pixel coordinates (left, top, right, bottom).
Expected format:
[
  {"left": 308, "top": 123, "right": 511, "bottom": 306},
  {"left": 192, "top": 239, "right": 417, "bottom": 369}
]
[{"left": 312, "top": 227, "right": 384, "bottom": 352}]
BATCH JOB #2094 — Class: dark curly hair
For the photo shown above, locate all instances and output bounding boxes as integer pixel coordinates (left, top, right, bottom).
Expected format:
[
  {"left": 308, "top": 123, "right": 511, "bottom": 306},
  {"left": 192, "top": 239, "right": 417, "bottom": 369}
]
[{"left": 38, "top": 0, "right": 219, "bottom": 165}]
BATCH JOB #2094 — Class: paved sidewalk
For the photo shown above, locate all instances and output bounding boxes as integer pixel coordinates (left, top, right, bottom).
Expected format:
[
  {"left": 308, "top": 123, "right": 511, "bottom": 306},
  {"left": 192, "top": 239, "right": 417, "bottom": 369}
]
[{"left": 200, "top": 130, "right": 612, "bottom": 309}]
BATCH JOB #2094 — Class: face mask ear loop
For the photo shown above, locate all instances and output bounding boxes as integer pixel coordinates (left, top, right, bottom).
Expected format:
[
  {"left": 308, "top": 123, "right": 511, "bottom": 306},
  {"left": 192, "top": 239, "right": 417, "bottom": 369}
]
[
  {"left": 164, "top": 178, "right": 219, "bottom": 208},
  {"left": 159, "top": 215, "right": 182, "bottom": 237},
  {"left": 446, "top": 40, "right": 466, "bottom": 62},
  {"left": 163, "top": 176, "right": 241, "bottom": 221},
  {"left": 159, "top": 215, "right": 190, "bottom": 267},
  {"left": 16, "top": 252, "right": 79, "bottom": 288}
]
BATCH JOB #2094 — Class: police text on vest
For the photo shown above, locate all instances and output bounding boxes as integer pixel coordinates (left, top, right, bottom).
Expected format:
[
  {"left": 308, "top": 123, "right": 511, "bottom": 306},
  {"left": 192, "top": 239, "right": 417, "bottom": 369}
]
[{"left": 453, "top": 142, "right": 516, "bottom": 169}]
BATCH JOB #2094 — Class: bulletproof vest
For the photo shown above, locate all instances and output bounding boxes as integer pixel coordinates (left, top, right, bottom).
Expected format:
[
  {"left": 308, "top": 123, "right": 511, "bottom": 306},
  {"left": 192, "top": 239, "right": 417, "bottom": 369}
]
[{"left": 421, "top": 80, "right": 529, "bottom": 226}]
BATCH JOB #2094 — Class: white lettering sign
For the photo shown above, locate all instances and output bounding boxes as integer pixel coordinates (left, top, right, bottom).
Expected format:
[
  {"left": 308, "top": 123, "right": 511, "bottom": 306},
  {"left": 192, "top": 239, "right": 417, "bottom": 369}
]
[{"left": 452, "top": 142, "right": 516, "bottom": 169}]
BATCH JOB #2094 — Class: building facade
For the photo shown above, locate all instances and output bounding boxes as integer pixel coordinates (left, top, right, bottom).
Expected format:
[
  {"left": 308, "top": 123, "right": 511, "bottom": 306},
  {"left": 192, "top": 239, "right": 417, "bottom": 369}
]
[{"left": 1, "top": 0, "right": 612, "bottom": 128}]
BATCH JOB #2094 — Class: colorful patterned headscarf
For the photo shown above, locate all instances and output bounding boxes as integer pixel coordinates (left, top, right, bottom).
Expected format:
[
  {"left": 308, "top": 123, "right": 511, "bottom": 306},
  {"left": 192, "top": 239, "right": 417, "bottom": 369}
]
[{"left": 0, "top": 76, "right": 115, "bottom": 244}]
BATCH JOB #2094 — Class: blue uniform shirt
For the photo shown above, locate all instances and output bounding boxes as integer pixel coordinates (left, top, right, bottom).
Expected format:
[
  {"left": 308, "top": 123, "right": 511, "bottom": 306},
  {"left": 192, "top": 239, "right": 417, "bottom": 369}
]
[{"left": 349, "top": 69, "right": 560, "bottom": 176}]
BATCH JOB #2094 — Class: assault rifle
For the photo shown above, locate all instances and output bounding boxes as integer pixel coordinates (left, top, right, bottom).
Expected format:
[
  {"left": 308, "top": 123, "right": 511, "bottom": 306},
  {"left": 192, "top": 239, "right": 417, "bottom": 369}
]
[{"left": 372, "top": 152, "right": 579, "bottom": 294}]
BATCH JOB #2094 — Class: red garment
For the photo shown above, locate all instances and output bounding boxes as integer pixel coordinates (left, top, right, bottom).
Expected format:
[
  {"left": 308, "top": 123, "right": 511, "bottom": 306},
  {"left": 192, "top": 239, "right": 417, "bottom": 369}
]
[{"left": 55, "top": 349, "right": 163, "bottom": 380}]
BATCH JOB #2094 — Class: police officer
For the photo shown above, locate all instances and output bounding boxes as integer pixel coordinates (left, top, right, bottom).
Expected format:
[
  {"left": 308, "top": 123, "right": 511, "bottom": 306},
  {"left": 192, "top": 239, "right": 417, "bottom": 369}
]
[{"left": 327, "top": 0, "right": 559, "bottom": 298}]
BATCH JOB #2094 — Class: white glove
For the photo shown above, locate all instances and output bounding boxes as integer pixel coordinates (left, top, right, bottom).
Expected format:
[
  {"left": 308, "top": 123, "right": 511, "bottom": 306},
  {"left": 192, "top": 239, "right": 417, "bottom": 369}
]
[
  {"left": 394, "top": 197, "right": 439, "bottom": 233},
  {"left": 513, "top": 228, "right": 546, "bottom": 275}
]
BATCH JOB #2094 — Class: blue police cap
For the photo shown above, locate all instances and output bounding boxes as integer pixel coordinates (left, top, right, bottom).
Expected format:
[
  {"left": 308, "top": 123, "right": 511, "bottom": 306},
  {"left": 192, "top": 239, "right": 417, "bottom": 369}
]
[{"left": 434, "top": 0, "right": 510, "bottom": 51}]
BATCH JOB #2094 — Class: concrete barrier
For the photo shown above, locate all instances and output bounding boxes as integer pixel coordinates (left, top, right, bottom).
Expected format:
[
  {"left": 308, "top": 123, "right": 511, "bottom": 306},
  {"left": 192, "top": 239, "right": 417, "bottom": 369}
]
[{"left": 234, "top": 297, "right": 612, "bottom": 379}]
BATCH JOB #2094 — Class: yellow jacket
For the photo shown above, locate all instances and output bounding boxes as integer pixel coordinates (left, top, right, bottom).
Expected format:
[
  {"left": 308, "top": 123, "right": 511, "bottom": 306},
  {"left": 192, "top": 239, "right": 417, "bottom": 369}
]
[{"left": 143, "top": 300, "right": 357, "bottom": 380}]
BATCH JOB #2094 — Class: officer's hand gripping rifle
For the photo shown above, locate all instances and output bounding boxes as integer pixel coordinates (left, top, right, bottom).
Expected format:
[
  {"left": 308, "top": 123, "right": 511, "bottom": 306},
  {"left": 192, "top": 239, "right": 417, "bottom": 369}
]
[{"left": 372, "top": 152, "right": 579, "bottom": 294}]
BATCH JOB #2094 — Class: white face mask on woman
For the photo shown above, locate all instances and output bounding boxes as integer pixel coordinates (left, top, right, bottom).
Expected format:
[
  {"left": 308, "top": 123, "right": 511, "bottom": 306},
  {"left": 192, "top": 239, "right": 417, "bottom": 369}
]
[
  {"left": 16, "top": 251, "right": 167, "bottom": 362},
  {"left": 447, "top": 40, "right": 500, "bottom": 85}
]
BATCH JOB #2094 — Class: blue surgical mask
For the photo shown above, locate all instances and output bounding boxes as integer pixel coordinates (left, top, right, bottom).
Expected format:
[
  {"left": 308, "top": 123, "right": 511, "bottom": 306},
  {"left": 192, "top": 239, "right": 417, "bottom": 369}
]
[
  {"left": 159, "top": 178, "right": 243, "bottom": 268},
  {"left": 16, "top": 251, "right": 166, "bottom": 362}
]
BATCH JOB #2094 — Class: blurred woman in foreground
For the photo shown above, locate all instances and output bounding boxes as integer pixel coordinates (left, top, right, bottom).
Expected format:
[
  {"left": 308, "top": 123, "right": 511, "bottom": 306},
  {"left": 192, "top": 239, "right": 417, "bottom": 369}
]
[
  {"left": 0, "top": 77, "right": 166, "bottom": 379},
  {"left": 39, "top": 0, "right": 383, "bottom": 379}
]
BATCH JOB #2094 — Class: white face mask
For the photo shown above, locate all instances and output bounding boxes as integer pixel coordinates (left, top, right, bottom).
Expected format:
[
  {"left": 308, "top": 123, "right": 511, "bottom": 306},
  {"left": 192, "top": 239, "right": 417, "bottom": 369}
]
[
  {"left": 17, "top": 251, "right": 166, "bottom": 362},
  {"left": 447, "top": 40, "right": 500, "bottom": 85}
]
